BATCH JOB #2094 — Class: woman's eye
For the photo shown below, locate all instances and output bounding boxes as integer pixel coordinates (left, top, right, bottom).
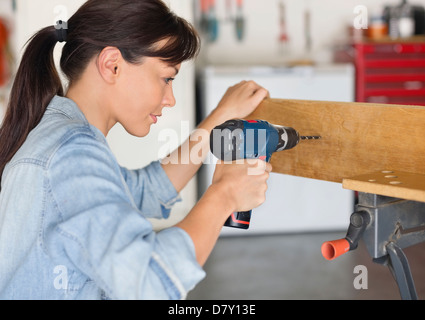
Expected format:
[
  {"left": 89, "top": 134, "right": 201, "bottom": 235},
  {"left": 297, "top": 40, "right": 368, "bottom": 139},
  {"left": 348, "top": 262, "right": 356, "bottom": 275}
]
[{"left": 165, "top": 78, "right": 175, "bottom": 85}]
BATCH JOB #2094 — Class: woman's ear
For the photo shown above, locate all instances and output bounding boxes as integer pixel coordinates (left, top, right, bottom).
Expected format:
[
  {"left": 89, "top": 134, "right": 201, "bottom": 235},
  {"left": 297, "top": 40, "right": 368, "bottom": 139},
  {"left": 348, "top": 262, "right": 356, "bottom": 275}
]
[{"left": 96, "top": 46, "right": 121, "bottom": 84}]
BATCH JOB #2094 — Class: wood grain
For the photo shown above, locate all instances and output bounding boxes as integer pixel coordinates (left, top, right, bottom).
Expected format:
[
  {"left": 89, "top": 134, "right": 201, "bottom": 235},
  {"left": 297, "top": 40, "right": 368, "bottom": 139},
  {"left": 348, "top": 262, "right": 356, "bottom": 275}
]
[{"left": 246, "top": 98, "right": 425, "bottom": 183}]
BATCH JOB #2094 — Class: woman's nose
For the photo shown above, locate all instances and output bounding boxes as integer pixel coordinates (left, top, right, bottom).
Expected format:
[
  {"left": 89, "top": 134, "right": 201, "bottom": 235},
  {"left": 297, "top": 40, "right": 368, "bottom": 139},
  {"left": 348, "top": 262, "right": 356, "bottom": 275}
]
[{"left": 163, "top": 86, "right": 176, "bottom": 108}]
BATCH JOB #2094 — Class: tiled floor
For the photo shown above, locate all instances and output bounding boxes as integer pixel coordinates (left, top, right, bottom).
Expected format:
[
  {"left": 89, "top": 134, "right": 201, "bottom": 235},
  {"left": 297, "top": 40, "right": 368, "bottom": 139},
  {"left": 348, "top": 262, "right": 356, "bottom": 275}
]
[{"left": 187, "top": 231, "right": 425, "bottom": 300}]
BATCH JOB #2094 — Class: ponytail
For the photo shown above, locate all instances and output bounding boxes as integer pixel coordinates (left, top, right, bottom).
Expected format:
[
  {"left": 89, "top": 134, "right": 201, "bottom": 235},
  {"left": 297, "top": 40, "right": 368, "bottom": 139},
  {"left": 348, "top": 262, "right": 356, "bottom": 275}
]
[{"left": 0, "top": 26, "right": 63, "bottom": 181}]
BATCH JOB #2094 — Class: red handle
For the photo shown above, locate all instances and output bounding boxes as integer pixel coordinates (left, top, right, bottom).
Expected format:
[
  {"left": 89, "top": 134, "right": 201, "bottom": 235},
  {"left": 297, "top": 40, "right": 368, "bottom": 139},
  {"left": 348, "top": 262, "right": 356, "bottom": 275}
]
[{"left": 321, "top": 238, "right": 350, "bottom": 260}]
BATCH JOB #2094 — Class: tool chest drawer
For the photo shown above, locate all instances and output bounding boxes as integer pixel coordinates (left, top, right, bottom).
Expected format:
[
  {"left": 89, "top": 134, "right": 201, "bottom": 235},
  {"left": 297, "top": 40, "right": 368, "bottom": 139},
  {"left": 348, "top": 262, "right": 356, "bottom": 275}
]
[{"left": 354, "top": 41, "right": 425, "bottom": 106}]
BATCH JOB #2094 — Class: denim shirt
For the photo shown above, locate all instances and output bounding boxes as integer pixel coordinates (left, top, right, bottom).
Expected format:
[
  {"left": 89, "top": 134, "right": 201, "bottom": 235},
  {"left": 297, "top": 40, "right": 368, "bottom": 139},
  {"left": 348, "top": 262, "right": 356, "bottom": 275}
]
[{"left": 0, "top": 96, "right": 205, "bottom": 299}]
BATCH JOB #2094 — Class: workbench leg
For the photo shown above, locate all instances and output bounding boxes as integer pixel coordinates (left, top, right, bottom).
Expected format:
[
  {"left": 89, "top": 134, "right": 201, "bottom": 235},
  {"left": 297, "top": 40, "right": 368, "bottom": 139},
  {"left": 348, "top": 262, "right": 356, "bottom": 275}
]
[{"left": 386, "top": 242, "right": 418, "bottom": 300}]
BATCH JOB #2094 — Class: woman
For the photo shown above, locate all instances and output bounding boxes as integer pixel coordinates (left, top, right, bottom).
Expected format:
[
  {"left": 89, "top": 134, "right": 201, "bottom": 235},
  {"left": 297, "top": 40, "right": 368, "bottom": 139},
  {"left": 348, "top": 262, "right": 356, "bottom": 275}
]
[{"left": 0, "top": 0, "right": 270, "bottom": 299}]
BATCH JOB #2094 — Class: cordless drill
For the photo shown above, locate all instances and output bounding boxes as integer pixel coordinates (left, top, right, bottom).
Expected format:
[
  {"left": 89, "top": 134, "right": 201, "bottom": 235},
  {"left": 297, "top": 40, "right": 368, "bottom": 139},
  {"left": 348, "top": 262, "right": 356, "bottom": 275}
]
[{"left": 210, "top": 119, "right": 320, "bottom": 229}]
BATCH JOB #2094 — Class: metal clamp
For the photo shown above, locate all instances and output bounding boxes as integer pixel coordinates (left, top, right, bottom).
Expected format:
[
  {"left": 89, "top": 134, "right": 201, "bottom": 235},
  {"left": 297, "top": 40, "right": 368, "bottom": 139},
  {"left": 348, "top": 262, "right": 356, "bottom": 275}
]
[
  {"left": 323, "top": 192, "right": 425, "bottom": 299},
  {"left": 358, "top": 192, "right": 425, "bottom": 299}
]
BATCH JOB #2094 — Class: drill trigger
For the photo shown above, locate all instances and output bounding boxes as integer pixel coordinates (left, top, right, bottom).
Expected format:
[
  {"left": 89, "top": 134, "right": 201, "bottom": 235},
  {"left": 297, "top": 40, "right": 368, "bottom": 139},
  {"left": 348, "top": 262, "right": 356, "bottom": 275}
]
[{"left": 229, "top": 213, "right": 250, "bottom": 225}]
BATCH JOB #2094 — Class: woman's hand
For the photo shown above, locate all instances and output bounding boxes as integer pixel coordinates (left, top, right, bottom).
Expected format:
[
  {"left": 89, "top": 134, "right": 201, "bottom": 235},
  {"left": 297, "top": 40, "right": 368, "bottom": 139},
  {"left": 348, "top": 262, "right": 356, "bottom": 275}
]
[
  {"left": 209, "top": 80, "right": 269, "bottom": 126},
  {"left": 211, "top": 159, "right": 272, "bottom": 213},
  {"left": 175, "top": 159, "right": 272, "bottom": 266}
]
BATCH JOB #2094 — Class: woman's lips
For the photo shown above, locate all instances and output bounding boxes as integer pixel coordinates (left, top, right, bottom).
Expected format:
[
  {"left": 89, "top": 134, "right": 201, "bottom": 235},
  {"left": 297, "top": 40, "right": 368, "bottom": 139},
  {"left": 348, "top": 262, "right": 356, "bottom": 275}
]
[{"left": 150, "top": 114, "right": 160, "bottom": 124}]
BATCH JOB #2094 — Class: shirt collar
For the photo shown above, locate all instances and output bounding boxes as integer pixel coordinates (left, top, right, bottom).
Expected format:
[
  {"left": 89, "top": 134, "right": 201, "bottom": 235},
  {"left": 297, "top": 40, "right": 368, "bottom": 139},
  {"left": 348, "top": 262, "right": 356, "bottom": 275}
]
[
  {"left": 45, "top": 95, "right": 89, "bottom": 124},
  {"left": 45, "top": 95, "right": 109, "bottom": 141}
]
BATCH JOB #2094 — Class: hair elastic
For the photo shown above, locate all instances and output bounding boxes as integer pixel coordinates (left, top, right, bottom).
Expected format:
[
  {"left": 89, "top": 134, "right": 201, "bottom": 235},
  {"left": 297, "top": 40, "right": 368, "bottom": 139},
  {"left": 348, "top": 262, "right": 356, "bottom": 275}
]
[{"left": 55, "top": 20, "right": 68, "bottom": 43}]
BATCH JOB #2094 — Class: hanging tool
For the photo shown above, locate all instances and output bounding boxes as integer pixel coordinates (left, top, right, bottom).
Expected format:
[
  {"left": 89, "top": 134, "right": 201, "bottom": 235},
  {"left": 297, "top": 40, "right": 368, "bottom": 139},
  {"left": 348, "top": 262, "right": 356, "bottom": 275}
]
[
  {"left": 225, "top": 0, "right": 233, "bottom": 22},
  {"left": 199, "top": 0, "right": 210, "bottom": 35},
  {"left": 304, "top": 1, "right": 312, "bottom": 54},
  {"left": 208, "top": 0, "right": 219, "bottom": 42},
  {"left": 235, "top": 0, "right": 245, "bottom": 41},
  {"left": 278, "top": 0, "right": 289, "bottom": 54},
  {"left": 210, "top": 119, "right": 321, "bottom": 229}
]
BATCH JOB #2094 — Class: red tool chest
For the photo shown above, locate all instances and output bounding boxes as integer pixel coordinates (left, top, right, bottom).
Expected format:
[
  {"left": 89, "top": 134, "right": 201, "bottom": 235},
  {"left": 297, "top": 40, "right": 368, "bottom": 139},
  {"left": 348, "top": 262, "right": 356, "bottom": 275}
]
[{"left": 354, "top": 40, "right": 425, "bottom": 106}]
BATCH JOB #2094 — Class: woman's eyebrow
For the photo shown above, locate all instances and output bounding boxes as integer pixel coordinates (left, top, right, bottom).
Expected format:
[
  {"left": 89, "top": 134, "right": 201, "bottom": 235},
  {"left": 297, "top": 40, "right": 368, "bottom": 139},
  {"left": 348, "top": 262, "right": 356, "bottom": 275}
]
[
  {"left": 162, "top": 63, "right": 180, "bottom": 76},
  {"left": 172, "top": 66, "right": 180, "bottom": 76}
]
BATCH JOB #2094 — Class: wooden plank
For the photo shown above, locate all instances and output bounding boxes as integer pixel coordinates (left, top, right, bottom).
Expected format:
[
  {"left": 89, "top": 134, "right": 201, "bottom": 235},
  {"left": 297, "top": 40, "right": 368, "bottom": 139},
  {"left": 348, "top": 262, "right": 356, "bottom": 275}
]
[
  {"left": 246, "top": 98, "right": 425, "bottom": 183},
  {"left": 343, "top": 170, "right": 425, "bottom": 202}
]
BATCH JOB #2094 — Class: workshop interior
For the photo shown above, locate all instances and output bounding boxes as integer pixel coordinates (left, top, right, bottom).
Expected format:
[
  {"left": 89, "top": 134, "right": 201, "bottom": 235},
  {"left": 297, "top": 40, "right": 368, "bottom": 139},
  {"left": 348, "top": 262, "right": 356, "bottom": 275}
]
[{"left": 1, "top": 0, "right": 425, "bottom": 300}]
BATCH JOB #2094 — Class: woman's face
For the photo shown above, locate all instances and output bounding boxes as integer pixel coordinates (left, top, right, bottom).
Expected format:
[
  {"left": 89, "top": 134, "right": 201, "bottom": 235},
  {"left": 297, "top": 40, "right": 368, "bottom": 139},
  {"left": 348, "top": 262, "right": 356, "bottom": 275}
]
[{"left": 113, "top": 56, "right": 180, "bottom": 137}]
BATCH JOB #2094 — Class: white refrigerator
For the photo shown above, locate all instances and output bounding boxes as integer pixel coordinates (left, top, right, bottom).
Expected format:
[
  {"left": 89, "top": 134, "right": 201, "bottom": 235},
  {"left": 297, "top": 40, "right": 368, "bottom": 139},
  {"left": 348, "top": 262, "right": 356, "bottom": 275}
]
[{"left": 198, "top": 64, "right": 355, "bottom": 235}]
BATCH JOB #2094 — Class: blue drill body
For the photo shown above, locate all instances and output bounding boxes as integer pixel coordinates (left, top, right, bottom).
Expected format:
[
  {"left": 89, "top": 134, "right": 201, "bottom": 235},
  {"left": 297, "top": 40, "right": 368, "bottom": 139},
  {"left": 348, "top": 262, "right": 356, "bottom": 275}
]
[
  {"left": 239, "top": 120, "right": 294, "bottom": 162},
  {"left": 210, "top": 119, "right": 307, "bottom": 229}
]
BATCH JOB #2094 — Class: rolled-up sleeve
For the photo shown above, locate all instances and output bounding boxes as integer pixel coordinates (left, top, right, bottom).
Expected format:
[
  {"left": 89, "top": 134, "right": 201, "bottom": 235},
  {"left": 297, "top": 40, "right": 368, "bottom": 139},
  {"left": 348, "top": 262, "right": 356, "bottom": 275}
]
[
  {"left": 44, "top": 132, "right": 205, "bottom": 299},
  {"left": 119, "top": 161, "right": 181, "bottom": 219}
]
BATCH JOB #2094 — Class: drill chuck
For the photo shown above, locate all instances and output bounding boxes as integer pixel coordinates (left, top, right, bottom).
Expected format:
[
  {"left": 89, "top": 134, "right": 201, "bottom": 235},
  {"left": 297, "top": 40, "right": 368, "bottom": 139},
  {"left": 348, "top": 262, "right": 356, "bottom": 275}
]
[{"left": 274, "top": 125, "right": 300, "bottom": 152}]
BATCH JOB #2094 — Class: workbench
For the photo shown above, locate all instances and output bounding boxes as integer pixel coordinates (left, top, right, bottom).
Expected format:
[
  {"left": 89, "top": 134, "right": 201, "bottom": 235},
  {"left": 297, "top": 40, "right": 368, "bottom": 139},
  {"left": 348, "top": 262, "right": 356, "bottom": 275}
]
[{"left": 247, "top": 98, "right": 425, "bottom": 300}]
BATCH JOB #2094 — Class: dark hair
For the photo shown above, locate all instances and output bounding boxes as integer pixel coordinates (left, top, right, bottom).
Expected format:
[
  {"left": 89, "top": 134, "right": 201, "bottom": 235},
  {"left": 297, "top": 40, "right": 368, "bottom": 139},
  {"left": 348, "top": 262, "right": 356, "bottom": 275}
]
[{"left": 0, "top": 0, "right": 200, "bottom": 185}]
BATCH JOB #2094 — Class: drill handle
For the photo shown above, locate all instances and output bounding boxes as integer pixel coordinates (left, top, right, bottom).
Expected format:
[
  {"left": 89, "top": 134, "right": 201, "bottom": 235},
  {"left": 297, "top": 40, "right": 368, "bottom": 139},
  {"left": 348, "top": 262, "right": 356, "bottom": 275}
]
[
  {"left": 224, "top": 210, "right": 251, "bottom": 229},
  {"left": 223, "top": 154, "right": 270, "bottom": 230}
]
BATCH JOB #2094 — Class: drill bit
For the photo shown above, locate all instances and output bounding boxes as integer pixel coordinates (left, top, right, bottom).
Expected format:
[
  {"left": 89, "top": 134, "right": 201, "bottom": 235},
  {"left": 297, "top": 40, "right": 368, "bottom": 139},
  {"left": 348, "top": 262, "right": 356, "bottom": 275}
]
[{"left": 301, "top": 135, "right": 321, "bottom": 140}]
